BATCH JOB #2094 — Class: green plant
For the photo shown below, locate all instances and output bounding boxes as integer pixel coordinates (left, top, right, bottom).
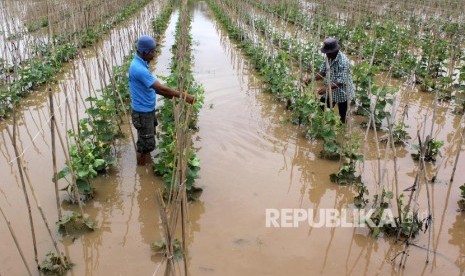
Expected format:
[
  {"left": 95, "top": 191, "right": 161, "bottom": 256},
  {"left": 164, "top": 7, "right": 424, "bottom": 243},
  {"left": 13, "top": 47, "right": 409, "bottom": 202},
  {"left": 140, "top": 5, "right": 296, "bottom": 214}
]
[
  {"left": 392, "top": 122, "right": 411, "bottom": 144},
  {"left": 308, "top": 108, "right": 342, "bottom": 159},
  {"left": 356, "top": 84, "right": 396, "bottom": 127},
  {"left": 39, "top": 252, "right": 73, "bottom": 275},
  {"left": 458, "top": 184, "right": 465, "bottom": 211},
  {"left": 261, "top": 52, "right": 297, "bottom": 103},
  {"left": 25, "top": 17, "right": 49, "bottom": 32},
  {"left": 55, "top": 67, "right": 128, "bottom": 201},
  {"left": 153, "top": 6, "right": 204, "bottom": 200},
  {"left": 56, "top": 212, "right": 96, "bottom": 235},
  {"left": 380, "top": 194, "right": 424, "bottom": 238},
  {"left": 393, "top": 53, "right": 417, "bottom": 79},
  {"left": 380, "top": 121, "right": 411, "bottom": 145},
  {"left": 369, "top": 189, "right": 393, "bottom": 237},
  {"left": 354, "top": 182, "right": 369, "bottom": 209},
  {"left": 58, "top": 137, "right": 107, "bottom": 199},
  {"left": 2, "top": 0, "right": 156, "bottom": 120},
  {"left": 330, "top": 132, "right": 363, "bottom": 185},
  {"left": 411, "top": 138, "right": 444, "bottom": 162},
  {"left": 290, "top": 93, "right": 319, "bottom": 126},
  {"left": 416, "top": 34, "right": 449, "bottom": 91},
  {"left": 151, "top": 239, "right": 183, "bottom": 260},
  {"left": 353, "top": 61, "right": 382, "bottom": 122}
]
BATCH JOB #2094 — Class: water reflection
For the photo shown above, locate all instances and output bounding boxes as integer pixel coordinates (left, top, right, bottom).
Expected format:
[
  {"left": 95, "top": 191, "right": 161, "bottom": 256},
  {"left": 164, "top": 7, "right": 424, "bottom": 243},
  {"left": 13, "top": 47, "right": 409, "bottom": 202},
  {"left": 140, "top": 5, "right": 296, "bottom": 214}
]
[
  {"left": 449, "top": 213, "right": 465, "bottom": 275},
  {"left": 189, "top": 0, "right": 465, "bottom": 275},
  {"left": 0, "top": 1, "right": 176, "bottom": 274}
]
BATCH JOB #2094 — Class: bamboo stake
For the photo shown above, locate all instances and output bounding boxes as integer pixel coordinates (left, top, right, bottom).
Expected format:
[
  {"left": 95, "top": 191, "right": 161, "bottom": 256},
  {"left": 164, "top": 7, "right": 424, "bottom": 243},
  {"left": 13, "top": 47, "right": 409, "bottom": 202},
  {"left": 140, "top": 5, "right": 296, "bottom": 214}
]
[
  {"left": 101, "top": 55, "right": 137, "bottom": 152},
  {"left": 7, "top": 125, "right": 68, "bottom": 268},
  {"left": 430, "top": 89, "right": 438, "bottom": 137},
  {"left": 370, "top": 94, "right": 382, "bottom": 187},
  {"left": 0, "top": 205, "right": 32, "bottom": 276},
  {"left": 9, "top": 107, "right": 39, "bottom": 268},
  {"left": 74, "top": 63, "right": 81, "bottom": 136},
  {"left": 49, "top": 88, "right": 62, "bottom": 220},
  {"left": 63, "top": 84, "right": 77, "bottom": 136},
  {"left": 54, "top": 115, "right": 84, "bottom": 215},
  {"left": 399, "top": 134, "right": 428, "bottom": 268},
  {"left": 386, "top": 116, "right": 402, "bottom": 224},
  {"left": 324, "top": 57, "right": 332, "bottom": 110},
  {"left": 420, "top": 137, "right": 433, "bottom": 264}
]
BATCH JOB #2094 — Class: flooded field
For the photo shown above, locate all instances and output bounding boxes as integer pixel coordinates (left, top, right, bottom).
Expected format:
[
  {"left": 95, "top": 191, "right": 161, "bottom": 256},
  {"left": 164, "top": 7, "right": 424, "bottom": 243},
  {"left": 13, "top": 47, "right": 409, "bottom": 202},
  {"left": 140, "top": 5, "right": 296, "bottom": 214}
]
[{"left": 1, "top": 0, "right": 465, "bottom": 275}]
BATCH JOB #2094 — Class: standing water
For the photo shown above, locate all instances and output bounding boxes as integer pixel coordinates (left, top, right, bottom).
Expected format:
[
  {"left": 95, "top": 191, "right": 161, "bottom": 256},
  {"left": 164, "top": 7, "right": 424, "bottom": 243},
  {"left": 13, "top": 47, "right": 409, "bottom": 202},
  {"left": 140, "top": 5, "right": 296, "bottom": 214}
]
[
  {"left": 1, "top": 0, "right": 465, "bottom": 275},
  {"left": 186, "top": 1, "right": 465, "bottom": 275}
]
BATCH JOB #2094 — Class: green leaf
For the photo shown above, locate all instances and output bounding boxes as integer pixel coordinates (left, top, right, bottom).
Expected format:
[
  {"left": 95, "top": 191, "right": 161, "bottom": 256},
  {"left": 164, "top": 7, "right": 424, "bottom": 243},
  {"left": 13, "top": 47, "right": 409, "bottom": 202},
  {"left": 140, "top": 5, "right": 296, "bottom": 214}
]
[
  {"left": 77, "top": 169, "right": 89, "bottom": 179},
  {"left": 151, "top": 240, "right": 166, "bottom": 252},
  {"left": 189, "top": 156, "right": 200, "bottom": 167},
  {"left": 93, "top": 159, "right": 105, "bottom": 169},
  {"left": 372, "top": 227, "right": 381, "bottom": 238},
  {"left": 56, "top": 166, "right": 70, "bottom": 180},
  {"left": 76, "top": 179, "right": 93, "bottom": 195}
]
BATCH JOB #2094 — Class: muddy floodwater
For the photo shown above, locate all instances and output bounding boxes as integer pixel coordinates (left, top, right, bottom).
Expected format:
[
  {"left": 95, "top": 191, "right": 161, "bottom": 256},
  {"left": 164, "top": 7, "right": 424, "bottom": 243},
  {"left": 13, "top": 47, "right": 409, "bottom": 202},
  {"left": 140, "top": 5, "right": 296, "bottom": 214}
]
[{"left": 1, "top": 1, "right": 465, "bottom": 275}]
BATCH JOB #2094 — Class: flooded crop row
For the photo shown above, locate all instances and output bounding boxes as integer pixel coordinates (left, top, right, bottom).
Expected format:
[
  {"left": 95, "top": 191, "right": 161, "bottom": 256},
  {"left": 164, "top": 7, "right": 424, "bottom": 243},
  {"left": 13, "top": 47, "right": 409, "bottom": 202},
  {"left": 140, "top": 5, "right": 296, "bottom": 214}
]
[{"left": 1, "top": 0, "right": 465, "bottom": 275}]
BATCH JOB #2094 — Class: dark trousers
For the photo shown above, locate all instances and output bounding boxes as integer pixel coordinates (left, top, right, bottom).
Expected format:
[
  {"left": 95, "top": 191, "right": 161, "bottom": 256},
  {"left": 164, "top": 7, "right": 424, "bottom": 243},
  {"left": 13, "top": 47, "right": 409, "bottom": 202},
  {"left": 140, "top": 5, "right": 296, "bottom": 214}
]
[
  {"left": 320, "top": 97, "right": 348, "bottom": 123},
  {"left": 131, "top": 110, "right": 158, "bottom": 154}
]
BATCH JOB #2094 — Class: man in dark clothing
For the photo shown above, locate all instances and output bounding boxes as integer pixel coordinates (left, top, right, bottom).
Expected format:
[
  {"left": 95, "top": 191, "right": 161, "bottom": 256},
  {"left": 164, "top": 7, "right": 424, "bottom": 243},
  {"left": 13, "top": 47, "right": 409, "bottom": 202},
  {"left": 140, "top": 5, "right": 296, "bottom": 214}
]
[
  {"left": 129, "top": 35, "right": 195, "bottom": 166},
  {"left": 305, "top": 38, "right": 354, "bottom": 123}
]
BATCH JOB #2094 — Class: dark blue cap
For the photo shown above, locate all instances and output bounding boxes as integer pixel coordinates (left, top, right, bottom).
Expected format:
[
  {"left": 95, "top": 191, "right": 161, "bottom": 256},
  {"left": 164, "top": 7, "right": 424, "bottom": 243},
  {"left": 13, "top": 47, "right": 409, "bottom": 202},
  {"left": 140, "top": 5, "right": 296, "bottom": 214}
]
[{"left": 137, "top": 35, "right": 156, "bottom": 54}]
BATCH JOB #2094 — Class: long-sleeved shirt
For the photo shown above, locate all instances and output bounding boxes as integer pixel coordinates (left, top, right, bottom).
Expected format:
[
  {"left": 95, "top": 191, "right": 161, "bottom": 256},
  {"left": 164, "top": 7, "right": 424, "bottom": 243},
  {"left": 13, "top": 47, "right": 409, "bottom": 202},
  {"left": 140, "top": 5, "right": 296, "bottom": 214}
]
[{"left": 318, "top": 52, "right": 355, "bottom": 103}]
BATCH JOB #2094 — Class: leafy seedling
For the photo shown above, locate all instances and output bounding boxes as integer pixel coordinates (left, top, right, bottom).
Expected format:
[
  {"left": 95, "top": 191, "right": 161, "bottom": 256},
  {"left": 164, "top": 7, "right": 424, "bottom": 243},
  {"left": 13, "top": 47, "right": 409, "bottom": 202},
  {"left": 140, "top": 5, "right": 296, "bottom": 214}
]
[
  {"left": 39, "top": 252, "right": 72, "bottom": 275},
  {"left": 56, "top": 212, "right": 96, "bottom": 236},
  {"left": 151, "top": 239, "right": 184, "bottom": 260}
]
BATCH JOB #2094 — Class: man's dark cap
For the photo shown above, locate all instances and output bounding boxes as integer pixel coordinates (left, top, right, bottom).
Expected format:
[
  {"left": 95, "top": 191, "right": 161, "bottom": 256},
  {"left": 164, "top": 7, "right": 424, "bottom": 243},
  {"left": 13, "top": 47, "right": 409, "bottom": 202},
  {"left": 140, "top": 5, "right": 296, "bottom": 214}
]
[
  {"left": 137, "top": 35, "right": 157, "bottom": 54},
  {"left": 321, "top": 38, "right": 340, "bottom": 54}
]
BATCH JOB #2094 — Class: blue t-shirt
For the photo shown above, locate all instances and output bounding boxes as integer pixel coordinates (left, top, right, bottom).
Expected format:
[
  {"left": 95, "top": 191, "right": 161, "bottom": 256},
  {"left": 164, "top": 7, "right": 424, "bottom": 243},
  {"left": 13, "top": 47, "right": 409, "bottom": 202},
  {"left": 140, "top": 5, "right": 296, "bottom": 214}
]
[{"left": 129, "top": 55, "right": 157, "bottom": 112}]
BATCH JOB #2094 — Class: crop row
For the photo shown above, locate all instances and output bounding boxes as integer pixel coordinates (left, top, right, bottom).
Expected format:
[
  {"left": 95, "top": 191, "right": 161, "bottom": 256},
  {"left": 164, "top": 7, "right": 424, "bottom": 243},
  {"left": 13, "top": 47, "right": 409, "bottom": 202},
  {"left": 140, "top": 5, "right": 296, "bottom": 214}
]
[
  {"left": 208, "top": 0, "right": 428, "bottom": 239},
  {"left": 153, "top": 4, "right": 205, "bottom": 200},
  {"left": 56, "top": 1, "right": 175, "bottom": 200},
  {"left": 0, "top": 0, "right": 160, "bottom": 119}
]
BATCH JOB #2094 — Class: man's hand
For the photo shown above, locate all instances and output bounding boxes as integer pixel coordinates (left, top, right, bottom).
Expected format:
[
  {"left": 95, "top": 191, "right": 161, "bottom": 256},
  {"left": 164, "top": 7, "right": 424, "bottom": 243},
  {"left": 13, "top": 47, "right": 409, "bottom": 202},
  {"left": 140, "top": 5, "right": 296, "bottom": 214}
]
[
  {"left": 182, "top": 93, "right": 195, "bottom": 105},
  {"left": 302, "top": 77, "right": 311, "bottom": 85},
  {"left": 317, "top": 87, "right": 326, "bottom": 95}
]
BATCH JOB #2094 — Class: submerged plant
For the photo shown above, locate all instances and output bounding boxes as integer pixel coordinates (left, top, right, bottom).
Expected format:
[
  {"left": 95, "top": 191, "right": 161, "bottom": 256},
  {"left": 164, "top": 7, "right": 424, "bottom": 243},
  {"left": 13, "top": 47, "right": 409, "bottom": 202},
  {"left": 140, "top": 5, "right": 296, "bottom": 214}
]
[
  {"left": 458, "top": 184, "right": 465, "bottom": 211},
  {"left": 380, "top": 121, "right": 411, "bottom": 145},
  {"left": 58, "top": 132, "right": 114, "bottom": 200},
  {"left": 39, "top": 252, "right": 73, "bottom": 275},
  {"left": 330, "top": 132, "right": 363, "bottom": 185},
  {"left": 411, "top": 138, "right": 444, "bottom": 162},
  {"left": 309, "top": 108, "right": 343, "bottom": 160},
  {"left": 369, "top": 189, "right": 393, "bottom": 237},
  {"left": 151, "top": 239, "right": 184, "bottom": 260},
  {"left": 391, "top": 122, "right": 411, "bottom": 144},
  {"left": 290, "top": 92, "right": 320, "bottom": 126},
  {"left": 369, "top": 193, "right": 426, "bottom": 238},
  {"left": 56, "top": 212, "right": 96, "bottom": 235},
  {"left": 153, "top": 4, "right": 204, "bottom": 200},
  {"left": 354, "top": 182, "right": 369, "bottom": 209}
]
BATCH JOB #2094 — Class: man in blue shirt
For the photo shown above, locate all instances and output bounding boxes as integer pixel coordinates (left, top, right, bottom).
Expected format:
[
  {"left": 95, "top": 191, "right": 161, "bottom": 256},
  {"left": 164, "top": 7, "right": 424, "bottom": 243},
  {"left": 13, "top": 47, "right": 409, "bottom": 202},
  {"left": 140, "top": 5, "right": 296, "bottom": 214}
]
[
  {"left": 305, "top": 38, "right": 354, "bottom": 123},
  {"left": 129, "top": 35, "right": 194, "bottom": 166}
]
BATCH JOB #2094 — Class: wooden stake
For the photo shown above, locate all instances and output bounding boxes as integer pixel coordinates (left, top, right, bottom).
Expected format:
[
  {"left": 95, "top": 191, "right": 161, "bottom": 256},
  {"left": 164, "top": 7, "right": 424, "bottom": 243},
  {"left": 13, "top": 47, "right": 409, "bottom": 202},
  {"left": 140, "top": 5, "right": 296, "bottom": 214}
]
[
  {"left": 9, "top": 107, "right": 39, "bottom": 268},
  {"left": 0, "top": 205, "right": 32, "bottom": 275},
  {"left": 49, "top": 88, "right": 62, "bottom": 220},
  {"left": 7, "top": 115, "right": 68, "bottom": 268}
]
